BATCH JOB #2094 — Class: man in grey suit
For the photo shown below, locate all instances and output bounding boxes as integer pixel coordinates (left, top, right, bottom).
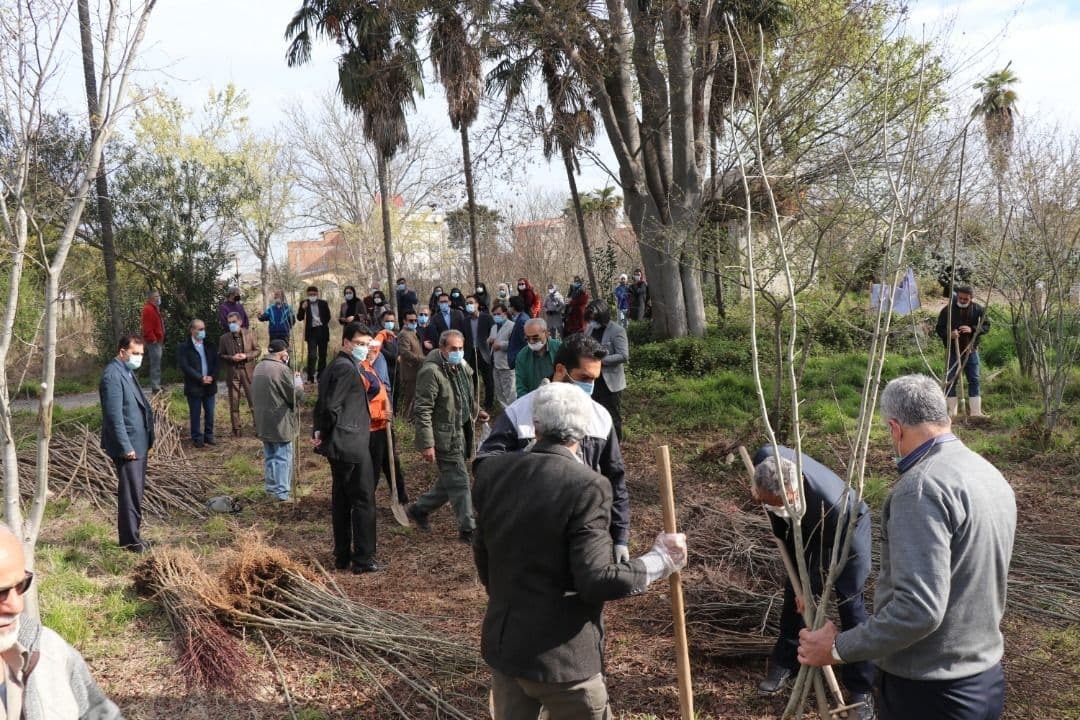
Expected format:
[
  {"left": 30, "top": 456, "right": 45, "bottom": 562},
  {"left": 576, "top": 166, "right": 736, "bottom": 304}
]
[
  {"left": 472, "top": 382, "right": 687, "bottom": 720},
  {"left": 99, "top": 334, "right": 155, "bottom": 552},
  {"left": 584, "top": 300, "right": 629, "bottom": 440}
]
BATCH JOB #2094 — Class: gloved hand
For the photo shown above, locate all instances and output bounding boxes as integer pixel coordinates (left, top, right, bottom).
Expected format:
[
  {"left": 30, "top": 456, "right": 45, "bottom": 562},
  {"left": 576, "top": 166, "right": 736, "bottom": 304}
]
[
  {"left": 651, "top": 532, "right": 688, "bottom": 574},
  {"left": 614, "top": 544, "right": 630, "bottom": 563}
]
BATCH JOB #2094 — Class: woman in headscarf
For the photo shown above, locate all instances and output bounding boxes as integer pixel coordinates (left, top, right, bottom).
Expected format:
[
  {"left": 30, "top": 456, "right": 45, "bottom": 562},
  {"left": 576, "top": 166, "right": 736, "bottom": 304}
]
[
  {"left": 449, "top": 287, "right": 467, "bottom": 311},
  {"left": 516, "top": 277, "right": 541, "bottom": 319},
  {"left": 474, "top": 282, "right": 492, "bottom": 312},
  {"left": 428, "top": 284, "right": 445, "bottom": 314},
  {"left": 339, "top": 285, "right": 365, "bottom": 325},
  {"left": 495, "top": 282, "right": 511, "bottom": 304}
]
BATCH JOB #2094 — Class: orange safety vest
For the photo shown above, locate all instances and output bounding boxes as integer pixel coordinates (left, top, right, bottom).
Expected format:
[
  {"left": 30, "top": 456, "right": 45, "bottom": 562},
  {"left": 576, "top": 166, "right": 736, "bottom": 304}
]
[{"left": 360, "top": 361, "right": 391, "bottom": 431}]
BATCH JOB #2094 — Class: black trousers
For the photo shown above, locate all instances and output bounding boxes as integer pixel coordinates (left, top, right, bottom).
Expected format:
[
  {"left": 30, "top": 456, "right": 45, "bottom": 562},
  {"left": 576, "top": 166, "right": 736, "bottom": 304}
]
[
  {"left": 114, "top": 455, "right": 147, "bottom": 549},
  {"left": 329, "top": 458, "right": 376, "bottom": 565},
  {"left": 369, "top": 428, "right": 408, "bottom": 504},
  {"left": 305, "top": 325, "right": 330, "bottom": 381},
  {"left": 879, "top": 663, "right": 1005, "bottom": 720},
  {"left": 473, "top": 355, "right": 495, "bottom": 410},
  {"left": 591, "top": 375, "right": 623, "bottom": 441}
]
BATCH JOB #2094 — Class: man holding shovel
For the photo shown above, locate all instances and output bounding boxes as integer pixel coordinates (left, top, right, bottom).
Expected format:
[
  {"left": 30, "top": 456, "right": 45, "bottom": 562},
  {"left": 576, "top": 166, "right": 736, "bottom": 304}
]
[
  {"left": 752, "top": 446, "right": 875, "bottom": 720},
  {"left": 935, "top": 284, "right": 990, "bottom": 418}
]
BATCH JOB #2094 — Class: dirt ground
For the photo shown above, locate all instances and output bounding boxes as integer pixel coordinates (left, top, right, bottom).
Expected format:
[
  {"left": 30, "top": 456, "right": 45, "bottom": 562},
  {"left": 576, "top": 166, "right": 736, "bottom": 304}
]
[{"left": 40, "top": 403, "right": 1080, "bottom": 720}]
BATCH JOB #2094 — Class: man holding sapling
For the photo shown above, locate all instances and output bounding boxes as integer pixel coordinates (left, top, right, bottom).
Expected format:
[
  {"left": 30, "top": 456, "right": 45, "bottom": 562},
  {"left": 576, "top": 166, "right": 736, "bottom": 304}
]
[
  {"left": 752, "top": 447, "right": 875, "bottom": 719},
  {"left": 799, "top": 374, "right": 1016, "bottom": 720},
  {"left": 935, "top": 284, "right": 990, "bottom": 417}
]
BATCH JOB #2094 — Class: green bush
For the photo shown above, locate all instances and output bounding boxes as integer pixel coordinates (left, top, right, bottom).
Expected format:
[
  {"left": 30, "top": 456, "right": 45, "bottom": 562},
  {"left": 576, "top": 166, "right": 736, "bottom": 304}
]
[
  {"left": 978, "top": 308, "right": 1016, "bottom": 367},
  {"left": 631, "top": 329, "right": 753, "bottom": 377},
  {"left": 625, "top": 320, "right": 653, "bottom": 346}
]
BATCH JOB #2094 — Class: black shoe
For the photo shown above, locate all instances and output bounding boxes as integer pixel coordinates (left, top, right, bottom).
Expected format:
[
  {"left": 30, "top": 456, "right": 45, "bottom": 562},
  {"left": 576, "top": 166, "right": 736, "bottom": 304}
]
[
  {"left": 457, "top": 530, "right": 474, "bottom": 545},
  {"left": 406, "top": 504, "right": 430, "bottom": 532},
  {"left": 351, "top": 561, "right": 382, "bottom": 574},
  {"left": 124, "top": 539, "right": 153, "bottom": 554},
  {"left": 333, "top": 558, "right": 349, "bottom": 570},
  {"left": 204, "top": 437, "right": 216, "bottom": 446},
  {"left": 848, "top": 692, "right": 877, "bottom": 720},
  {"left": 193, "top": 439, "right": 204, "bottom": 448},
  {"left": 758, "top": 664, "right": 793, "bottom": 695}
]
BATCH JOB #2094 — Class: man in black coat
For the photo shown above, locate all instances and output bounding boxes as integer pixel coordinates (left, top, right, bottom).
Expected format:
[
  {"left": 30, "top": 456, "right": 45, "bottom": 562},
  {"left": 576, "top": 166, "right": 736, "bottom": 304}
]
[
  {"left": 752, "top": 445, "right": 874, "bottom": 718},
  {"left": 313, "top": 323, "right": 379, "bottom": 573},
  {"left": 176, "top": 319, "right": 219, "bottom": 448},
  {"left": 934, "top": 284, "right": 990, "bottom": 417},
  {"left": 297, "top": 285, "right": 332, "bottom": 382},
  {"left": 473, "top": 382, "right": 687, "bottom": 720},
  {"left": 425, "top": 291, "right": 468, "bottom": 348},
  {"left": 463, "top": 293, "right": 495, "bottom": 411}
]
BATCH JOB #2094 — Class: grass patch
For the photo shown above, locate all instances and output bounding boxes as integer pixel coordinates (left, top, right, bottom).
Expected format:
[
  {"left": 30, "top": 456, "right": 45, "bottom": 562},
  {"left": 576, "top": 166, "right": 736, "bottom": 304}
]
[{"left": 222, "top": 454, "right": 262, "bottom": 480}]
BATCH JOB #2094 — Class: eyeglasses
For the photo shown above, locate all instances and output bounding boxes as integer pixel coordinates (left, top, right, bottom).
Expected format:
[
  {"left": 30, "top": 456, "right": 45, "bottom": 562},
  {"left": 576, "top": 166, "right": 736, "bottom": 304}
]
[{"left": 0, "top": 572, "right": 33, "bottom": 602}]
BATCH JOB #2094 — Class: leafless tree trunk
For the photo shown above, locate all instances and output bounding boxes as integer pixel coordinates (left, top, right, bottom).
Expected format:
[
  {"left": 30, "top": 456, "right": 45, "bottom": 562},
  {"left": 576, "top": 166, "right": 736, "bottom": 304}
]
[
  {"left": 377, "top": 152, "right": 397, "bottom": 316},
  {"left": 460, "top": 125, "right": 481, "bottom": 289},
  {"left": 562, "top": 147, "right": 599, "bottom": 296}
]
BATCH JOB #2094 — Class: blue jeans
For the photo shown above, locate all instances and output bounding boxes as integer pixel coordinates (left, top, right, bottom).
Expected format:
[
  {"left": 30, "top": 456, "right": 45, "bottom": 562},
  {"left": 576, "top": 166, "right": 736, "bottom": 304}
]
[
  {"left": 186, "top": 393, "right": 215, "bottom": 442},
  {"left": 946, "top": 350, "right": 980, "bottom": 397},
  {"left": 263, "top": 441, "right": 293, "bottom": 499}
]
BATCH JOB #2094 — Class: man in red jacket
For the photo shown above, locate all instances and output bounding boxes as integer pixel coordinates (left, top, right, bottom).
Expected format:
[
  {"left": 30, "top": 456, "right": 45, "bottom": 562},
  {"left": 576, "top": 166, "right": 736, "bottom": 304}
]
[{"left": 140, "top": 290, "right": 165, "bottom": 394}]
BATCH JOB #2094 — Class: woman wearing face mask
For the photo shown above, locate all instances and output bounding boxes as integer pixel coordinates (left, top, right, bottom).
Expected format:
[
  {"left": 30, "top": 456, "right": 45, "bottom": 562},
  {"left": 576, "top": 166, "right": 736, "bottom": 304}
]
[
  {"left": 562, "top": 275, "right": 590, "bottom": 336},
  {"left": 474, "top": 282, "right": 492, "bottom": 312},
  {"left": 448, "top": 287, "right": 467, "bottom": 312},
  {"left": 495, "top": 282, "right": 511, "bottom": 302},
  {"left": 339, "top": 285, "right": 364, "bottom": 326},
  {"left": 629, "top": 268, "right": 650, "bottom": 321},
  {"left": 428, "top": 285, "right": 445, "bottom": 314},
  {"left": 365, "top": 289, "right": 387, "bottom": 323},
  {"left": 516, "top": 278, "right": 541, "bottom": 319},
  {"left": 543, "top": 285, "right": 566, "bottom": 339}
]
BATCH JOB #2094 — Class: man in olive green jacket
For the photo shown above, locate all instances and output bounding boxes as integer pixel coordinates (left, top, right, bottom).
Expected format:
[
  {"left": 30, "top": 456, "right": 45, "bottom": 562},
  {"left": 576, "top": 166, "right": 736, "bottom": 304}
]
[
  {"left": 252, "top": 339, "right": 304, "bottom": 500},
  {"left": 407, "top": 330, "right": 489, "bottom": 543}
]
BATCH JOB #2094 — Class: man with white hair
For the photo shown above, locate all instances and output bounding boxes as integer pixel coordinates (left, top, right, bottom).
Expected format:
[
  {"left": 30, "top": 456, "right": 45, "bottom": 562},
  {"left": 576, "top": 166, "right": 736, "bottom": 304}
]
[
  {"left": 751, "top": 447, "right": 874, "bottom": 718},
  {"left": 514, "top": 318, "right": 561, "bottom": 398},
  {"left": 0, "top": 527, "right": 122, "bottom": 718},
  {"left": 799, "top": 374, "right": 1016, "bottom": 720},
  {"left": 472, "top": 382, "right": 687, "bottom": 720}
]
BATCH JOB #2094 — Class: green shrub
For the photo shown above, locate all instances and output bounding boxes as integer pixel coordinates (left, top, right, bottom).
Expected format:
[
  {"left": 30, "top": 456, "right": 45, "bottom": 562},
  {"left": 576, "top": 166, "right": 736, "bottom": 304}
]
[{"left": 631, "top": 331, "right": 752, "bottom": 377}]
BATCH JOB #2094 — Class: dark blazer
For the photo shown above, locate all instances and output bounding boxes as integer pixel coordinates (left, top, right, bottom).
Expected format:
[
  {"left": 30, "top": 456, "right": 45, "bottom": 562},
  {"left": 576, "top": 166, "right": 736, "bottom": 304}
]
[
  {"left": 472, "top": 442, "right": 649, "bottom": 683},
  {"left": 754, "top": 445, "right": 872, "bottom": 588},
  {"left": 176, "top": 338, "right": 219, "bottom": 397},
  {"left": 99, "top": 358, "right": 155, "bottom": 459},
  {"left": 313, "top": 351, "right": 372, "bottom": 464},
  {"left": 297, "top": 299, "right": 332, "bottom": 339},
  {"left": 424, "top": 307, "right": 467, "bottom": 347},
  {"left": 463, "top": 311, "right": 495, "bottom": 366}
]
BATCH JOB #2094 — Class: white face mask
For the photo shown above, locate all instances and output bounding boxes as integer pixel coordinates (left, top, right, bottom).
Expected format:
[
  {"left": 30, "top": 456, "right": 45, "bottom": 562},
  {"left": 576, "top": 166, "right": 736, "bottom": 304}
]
[
  {"left": 956, "top": 300, "right": 970, "bottom": 308},
  {"left": 527, "top": 341, "right": 545, "bottom": 352}
]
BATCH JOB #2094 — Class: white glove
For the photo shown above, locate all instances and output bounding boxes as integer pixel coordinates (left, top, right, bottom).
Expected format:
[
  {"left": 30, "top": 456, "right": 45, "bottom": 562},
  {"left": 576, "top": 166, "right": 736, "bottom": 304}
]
[
  {"left": 651, "top": 532, "right": 688, "bottom": 574},
  {"left": 614, "top": 544, "right": 630, "bottom": 563}
]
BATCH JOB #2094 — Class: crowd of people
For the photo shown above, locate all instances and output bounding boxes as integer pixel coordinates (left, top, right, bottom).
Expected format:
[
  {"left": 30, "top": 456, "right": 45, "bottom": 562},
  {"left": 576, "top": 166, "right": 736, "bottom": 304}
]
[{"left": 71, "top": 275, "right": 1018, "bottom": 720}]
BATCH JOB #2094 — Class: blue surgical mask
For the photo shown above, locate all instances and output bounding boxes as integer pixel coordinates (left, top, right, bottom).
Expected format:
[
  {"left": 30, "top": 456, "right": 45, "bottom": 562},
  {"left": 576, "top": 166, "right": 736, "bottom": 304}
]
[
  {"left": 465, "top": 303, "right": 476, "bottom": 314},
  {"left": 397, "top": 283, "right": 406, "bottom": 291},
  {"left": 228, "top": 322, "right": 240, "bottom": 333},
  {"left": 493, "top": 315, "right": 506, "bottom": 325},
  {"left": 418, "top": 314, "right": 429, "bottom": 325},
  {"left": 573, "top": 379, "right": 595, "bottom": 396},
  {"left": 154, "top": 297, "right": 161, "bottom": 306},
  {"left": 446, "top": 350, "right": 465, "bottom": 365},
  {"left": 344, "top": 292, "right": 354, "bottom": 300},
  {"left": 383, "top": 321, "right": 395, "bottom": 331},
  {"left": 439, "top": 302, "right": 450, "bottom": 312},
  {"left": 405, "top": 322, "right": 418, "bottom": 331},
  {"left": 352, "top": 344, "right": 369, "bottom": 362},
  {"left": 196, "top": 330, "right": 206, "bottom": 340},
  {"left": 125, "top": 354, "right": 143, "bottom": 371}
]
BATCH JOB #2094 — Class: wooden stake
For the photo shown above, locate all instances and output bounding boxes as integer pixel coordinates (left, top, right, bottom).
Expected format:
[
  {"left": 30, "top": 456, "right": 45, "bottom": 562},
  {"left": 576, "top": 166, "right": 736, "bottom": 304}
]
[{"left": 656, "top": 444, "right": 695, "bottom": 720}]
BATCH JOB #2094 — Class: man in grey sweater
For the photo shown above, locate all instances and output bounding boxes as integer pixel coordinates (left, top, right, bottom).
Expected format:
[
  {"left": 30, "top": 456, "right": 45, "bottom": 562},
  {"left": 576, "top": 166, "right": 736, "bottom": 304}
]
[{"left": 798, "top": 374, "right": 1016, "bottom": 719}]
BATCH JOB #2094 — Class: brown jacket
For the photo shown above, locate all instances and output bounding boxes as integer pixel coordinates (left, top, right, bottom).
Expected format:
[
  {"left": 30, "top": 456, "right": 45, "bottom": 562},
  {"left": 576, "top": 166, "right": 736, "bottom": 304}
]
[
  {"left": 218, "top": 329, "right": 260, "bottom": 377},
  {"left": 398, "top": 328, "right": 424, "bottom": 380}
]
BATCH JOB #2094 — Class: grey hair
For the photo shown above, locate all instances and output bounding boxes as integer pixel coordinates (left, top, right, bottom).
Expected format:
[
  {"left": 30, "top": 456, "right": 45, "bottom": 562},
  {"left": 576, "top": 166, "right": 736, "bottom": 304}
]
[
  {"left": 226, "top": 311, "right": 241, "bottom": 321},
  {"left": 880, "top": 374, "right": 950, "bottom": 427},
  {"left": 188, "top": 319, "right": 204, "bottom": 330},
  {"left": 439, "top": 329, "right": 464, "bottom": 348},
  {"left": 524, "top": 317, "right": 548, "bottom": 333},
  {"left": 532, "top": 382, "right": 592, "bottom": 445},
  {"left": 754, "top": 456, "right": 799, "bottom": 497}
]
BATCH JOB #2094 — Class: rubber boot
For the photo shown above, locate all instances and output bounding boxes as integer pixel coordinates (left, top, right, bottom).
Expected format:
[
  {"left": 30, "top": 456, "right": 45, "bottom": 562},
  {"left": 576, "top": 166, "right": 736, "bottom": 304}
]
[
  {"left": 946, "top": 396, "right": 959, "bottom": 418},
  {"left": 969, "top": 396, "right": 987, "bottom": 417}
]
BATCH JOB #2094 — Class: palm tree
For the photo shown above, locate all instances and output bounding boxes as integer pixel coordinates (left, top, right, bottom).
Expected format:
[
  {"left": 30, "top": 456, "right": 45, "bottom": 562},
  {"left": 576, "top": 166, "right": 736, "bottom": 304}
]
[
  {"left": 286, "top": 0, "right": 423, "bottom": 314},
  {"left": 972, "top": 64, "right": 1019, "bottom": 222},
  {"left": 431, "top": 3, "right": 485, "bottom": 289}
]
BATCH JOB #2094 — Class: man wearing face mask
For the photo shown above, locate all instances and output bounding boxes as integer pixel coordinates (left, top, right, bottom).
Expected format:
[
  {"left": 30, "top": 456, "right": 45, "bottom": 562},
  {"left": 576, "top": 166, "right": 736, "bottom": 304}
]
[
  {"left": 253, "top": 339, "right": 304, "bottom": 502},
  {"left": 313, "top": 323, "right": 379, "bottom": 573},
  {"left": 514, "top": 318, "right": 562, "bottom": 398},
  {"left": 563, "top": 275, "right": 590, "bottom": 336},
  {"left": 397, "top": 309, "right": 425, "bottom": 420},
  {"left": 396, "top": 277, "right": 418, "bottom": 316},
  {"left": 424, "top": 292, "right": 468, "bottom": 349},
  {"left": 407, "top": 330, "right": 489, "bottom": 544},
  {"left": 298, "top": 286, "right": 332, "bottom": 383},
  {"left": 629, "top": 269, "right": 650, "bottom": 321},
  {"left": 99, "top": 334, "right": 154, "bottom": 552},
  {"left": 542, "top": 284, "right": 565, "bottom": 339},
  {"left": 585, "top": 299, "right": 629, "bottom": 441},
  {"left": 799, "top": 375, "right": 1015, "bottom": 720},
  {"left": 751, "top": 447, "right": 874, "bottom": 717},
  {"left": 140, "top": 289, "right": 165, "bottom": 394},
  {"left": 464, "top": 294, "right": 495, "bottom": 412},
  {"left": 176, "top": 319, "right": 219, "bottom": 448},
  {"left": 219, "top": 311, "right": 261, "bottom": 437},
  {"left": 477, "top": 334, "right": 631, "bottom": 562},
  {"left": 217, "top": 286, "right": 249, "bottom": 332},
  {"left": 934, "top": 285, "right": 991, "bottom": 418},
  {"left": 375, "top": 309, "right": 400, "bottom": 400},
  {"left": 614, "top": 274, "right": 631, "bottom": 328},
  {"left": 488, "top": 302, "right": 517, "bottom": 410},
  {"left": 259, "top": 290, "right": 296, "bottom": 351}
]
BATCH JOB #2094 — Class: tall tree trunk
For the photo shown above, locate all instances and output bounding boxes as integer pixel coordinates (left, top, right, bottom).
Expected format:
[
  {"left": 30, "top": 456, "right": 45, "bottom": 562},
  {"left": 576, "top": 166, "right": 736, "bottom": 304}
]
[
  {"left": 713, "top": 228, "right": 725, "bottom": 319},
  {"left": 259, "top": 245, "right": 269, "bottom": 311},
  {"left": 377, "top": 152, "right": 396, "bottom": 315},
  {"left": 460, "top": 125, "right": 481, "bottom": 289},
  {"left": 562, "top": 146, "right": 599, "bottom": 296},
  {"left": 681, "top": 255, "right": 707, "bottom": 336},
  {"left": 77, "top": 0, "right": 121, "bottom": 344}
]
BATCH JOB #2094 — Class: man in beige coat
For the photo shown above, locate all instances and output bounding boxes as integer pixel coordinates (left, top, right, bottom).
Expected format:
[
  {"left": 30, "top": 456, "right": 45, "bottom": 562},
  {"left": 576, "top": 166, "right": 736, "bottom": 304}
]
[
  {"left": 219, "top": 311, "right": 260, "bottom": 436},
  {"left": 252, "top": 339, "right": 304, "bottom": 501},
  {"left": 397, "top": 307, "right": 425, "bottom": 420}
]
